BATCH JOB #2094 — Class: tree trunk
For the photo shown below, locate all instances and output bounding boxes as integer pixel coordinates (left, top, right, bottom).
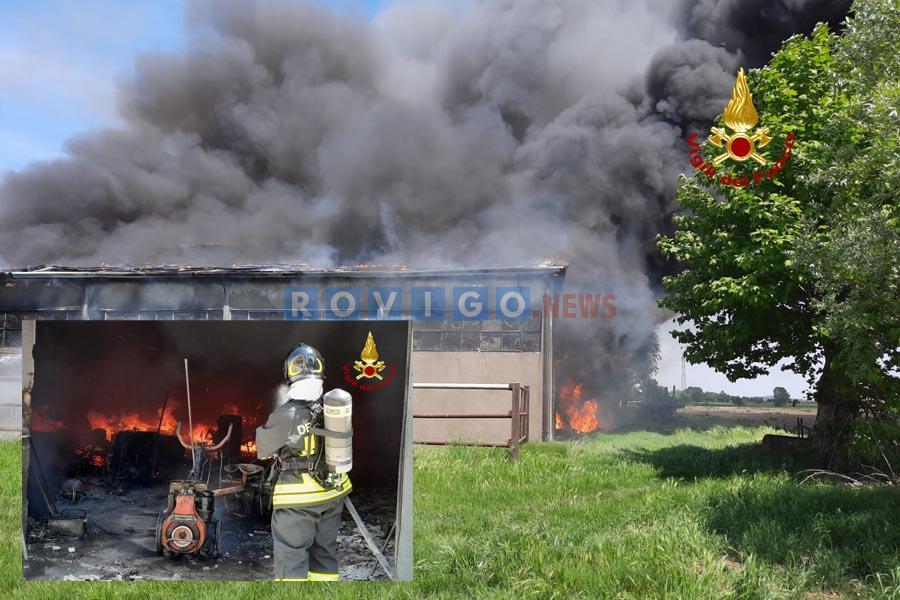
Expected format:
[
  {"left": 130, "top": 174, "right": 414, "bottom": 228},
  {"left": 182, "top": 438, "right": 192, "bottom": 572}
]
[{"left": 812, "top": 344, "right": 858, "bottom": 467}]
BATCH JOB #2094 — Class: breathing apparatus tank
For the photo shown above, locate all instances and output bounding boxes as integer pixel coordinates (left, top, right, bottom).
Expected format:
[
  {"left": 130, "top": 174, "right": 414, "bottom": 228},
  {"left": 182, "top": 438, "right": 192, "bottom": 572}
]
[{"left": 322, "top": 389, "right": 353, "bottom": 474}]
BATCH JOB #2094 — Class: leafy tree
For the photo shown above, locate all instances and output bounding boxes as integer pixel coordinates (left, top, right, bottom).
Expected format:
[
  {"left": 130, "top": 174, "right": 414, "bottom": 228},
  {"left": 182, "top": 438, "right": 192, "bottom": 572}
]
[
  {"left": 685, "top": 386, "right": 705, "bottom": 403},
  {"left": 658, "top": 1, "right": 899, "bottom": 465},
  {"left": 790, "top": 0, "right": 900, "bottom": 464},
  {"left": 642, "top": 380, "right": 673, "bottom": 405},
  {"left": 629, "top": 334, "right": 662, "bottom": 410},
  {"left": 773, "top": 387, "right": 790, "bottom": 407}
]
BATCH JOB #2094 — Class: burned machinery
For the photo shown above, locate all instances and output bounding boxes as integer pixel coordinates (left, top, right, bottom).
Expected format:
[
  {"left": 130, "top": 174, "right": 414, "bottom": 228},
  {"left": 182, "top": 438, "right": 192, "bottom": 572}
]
[
  {"left": 155, "top": 420, "right": 233, "bottom": 558},
  {"left": 156, "top": 481, "right": 220, "bottom": 558}
]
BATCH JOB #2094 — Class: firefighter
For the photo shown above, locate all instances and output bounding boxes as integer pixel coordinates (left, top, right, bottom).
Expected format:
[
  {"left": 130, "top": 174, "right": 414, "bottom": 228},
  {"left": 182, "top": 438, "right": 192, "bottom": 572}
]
[{"left": 256, "top": 343, "right": 352, "bottom": 582}]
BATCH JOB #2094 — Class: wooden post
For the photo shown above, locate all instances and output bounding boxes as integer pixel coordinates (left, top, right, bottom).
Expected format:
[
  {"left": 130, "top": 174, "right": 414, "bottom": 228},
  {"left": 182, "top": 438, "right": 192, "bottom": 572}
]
[
  {"left": 522, "top": 386, "right": 530, "bottom": 441},
  {"left": 509, "top": 383, "right": 521, "bottom": 462}
]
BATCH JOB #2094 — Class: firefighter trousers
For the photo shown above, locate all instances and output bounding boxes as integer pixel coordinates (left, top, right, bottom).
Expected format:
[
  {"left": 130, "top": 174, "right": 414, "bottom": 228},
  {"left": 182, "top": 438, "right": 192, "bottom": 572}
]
[{"left": 272, "top": 497, "right": 343, "bottom": 581}]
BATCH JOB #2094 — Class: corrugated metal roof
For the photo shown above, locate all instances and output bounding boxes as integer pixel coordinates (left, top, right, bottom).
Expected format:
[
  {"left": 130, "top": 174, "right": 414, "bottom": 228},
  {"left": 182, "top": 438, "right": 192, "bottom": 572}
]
[{"left": 3, "top": 262, "right": 568, "bottom": 279}]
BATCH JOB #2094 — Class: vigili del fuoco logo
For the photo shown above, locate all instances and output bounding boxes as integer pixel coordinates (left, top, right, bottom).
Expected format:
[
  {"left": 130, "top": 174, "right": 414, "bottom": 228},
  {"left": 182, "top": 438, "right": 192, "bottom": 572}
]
[
  {"left": 342, "top": 331, "right": 398, "bottom": 391},
  {"left": 686, "top": 68, "right": 796, "bottom": 188}
]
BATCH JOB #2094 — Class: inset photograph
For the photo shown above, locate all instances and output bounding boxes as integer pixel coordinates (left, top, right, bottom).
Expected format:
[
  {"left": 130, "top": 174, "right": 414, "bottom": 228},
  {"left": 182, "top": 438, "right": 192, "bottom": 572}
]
[{"left": 22, "top": 320, "right": 411, "bottom": 581}]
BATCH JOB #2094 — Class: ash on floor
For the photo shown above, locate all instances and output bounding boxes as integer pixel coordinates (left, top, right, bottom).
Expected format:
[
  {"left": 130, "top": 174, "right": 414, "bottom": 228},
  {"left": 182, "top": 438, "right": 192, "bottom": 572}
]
[{"left": 24, "top": 479, "right": 397, "bottom": 581}]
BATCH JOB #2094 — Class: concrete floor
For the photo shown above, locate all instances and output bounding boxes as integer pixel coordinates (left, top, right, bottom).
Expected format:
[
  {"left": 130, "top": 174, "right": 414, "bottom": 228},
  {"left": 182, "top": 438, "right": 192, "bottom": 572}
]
[{"left": 24, "top": 480, "right": 395, "bottom": 581}]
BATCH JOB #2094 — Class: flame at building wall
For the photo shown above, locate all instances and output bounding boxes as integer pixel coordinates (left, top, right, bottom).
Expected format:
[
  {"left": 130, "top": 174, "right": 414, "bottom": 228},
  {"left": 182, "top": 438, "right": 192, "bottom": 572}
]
[
  {"left": 31, "top": 406, "right": 65, "bottom": 432},
  {"left": 555, "top": 378, "right": 612, "bottom": 434}
]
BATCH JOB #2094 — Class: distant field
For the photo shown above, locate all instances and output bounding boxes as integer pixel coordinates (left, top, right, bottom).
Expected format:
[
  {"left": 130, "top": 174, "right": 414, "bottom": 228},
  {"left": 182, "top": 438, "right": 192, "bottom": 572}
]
[
  {"left": 683, "top": 402, "right": 818, "bottom": 411},
  {"left": 1, "top": 427, "right": 899, "bottom": 599},
  {"left": 679, "top": 405, "right": 817, "bottom": 432}
]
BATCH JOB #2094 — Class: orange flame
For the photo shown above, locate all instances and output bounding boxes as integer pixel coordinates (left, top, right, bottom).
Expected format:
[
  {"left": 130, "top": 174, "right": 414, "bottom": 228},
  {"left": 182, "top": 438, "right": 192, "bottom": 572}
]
[
  {"left": 74, "top": 445, "right": 108, "bottom": 468},
  {"left": 190, "top": 424, "right": 213, "bottom": 444},
  {"left": 87, "top": 405, "right": 212, "bottom": 444},
  {"left": 556, "top": 379, "right": 606, "bottom": 434},
  {"left": 31, "top": 406, "right": 66, "bottom": 432},
  {"left": 87, "top": 407, "right": 177, "bottom": 440}
]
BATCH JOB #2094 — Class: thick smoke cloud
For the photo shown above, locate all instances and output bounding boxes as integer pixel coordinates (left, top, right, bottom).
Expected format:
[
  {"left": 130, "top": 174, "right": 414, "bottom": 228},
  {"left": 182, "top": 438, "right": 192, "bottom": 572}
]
[
  {"left": 0, "top": 0, "right": 850, "bottom": 395},
  {"left": 680, "top": 0, "right": 851, "bottom": 64}
]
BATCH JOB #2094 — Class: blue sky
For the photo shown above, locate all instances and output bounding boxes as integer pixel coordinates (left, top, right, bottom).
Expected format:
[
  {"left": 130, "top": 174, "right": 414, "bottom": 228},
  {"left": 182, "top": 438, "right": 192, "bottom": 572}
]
[{"left": 0, "top": 0, "right": 386, "bottom": 174}]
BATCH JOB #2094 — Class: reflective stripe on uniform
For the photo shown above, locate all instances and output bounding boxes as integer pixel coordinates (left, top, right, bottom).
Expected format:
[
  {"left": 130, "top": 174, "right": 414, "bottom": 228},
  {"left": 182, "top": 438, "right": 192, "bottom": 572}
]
[
  {"left": 273, "top": 472, "right": 352, "bottom": 506},
  {"left": 302, "top": 430, "right": 316, "bottom": 456},
  {"left": 275, "top": 473, "right": 325, "bottom": 494},
  {"left": 275, "top": 578, "right": 309, "bottom": 582},
  {"left": 274, "top": 473, "right": 351, "bottom": 494},
  {"left": 272, "top": 486, "right": 352, "bottom": 506},
  {"left": 308, "top": 571, "right": 340, "bottom": 581}
]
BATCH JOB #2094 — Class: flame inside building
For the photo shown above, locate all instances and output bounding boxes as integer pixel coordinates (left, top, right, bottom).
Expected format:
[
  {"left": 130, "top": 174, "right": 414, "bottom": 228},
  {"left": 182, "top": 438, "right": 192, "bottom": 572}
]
[
  {"left": 555, "top": 378, "right": 612, "bottom": 435},
  {"left": 17, "top": 316, "right": 412, "bottom": 580},
  {"left": 26, "top": 319, "right": 406, "bottom": 496}
]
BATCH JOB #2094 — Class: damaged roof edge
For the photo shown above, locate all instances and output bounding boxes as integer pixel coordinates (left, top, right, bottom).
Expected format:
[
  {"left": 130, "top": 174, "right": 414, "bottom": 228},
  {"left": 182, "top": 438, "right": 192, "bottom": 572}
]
[{"left": 2, "top": 263, "right": 568, "bottom": 280}]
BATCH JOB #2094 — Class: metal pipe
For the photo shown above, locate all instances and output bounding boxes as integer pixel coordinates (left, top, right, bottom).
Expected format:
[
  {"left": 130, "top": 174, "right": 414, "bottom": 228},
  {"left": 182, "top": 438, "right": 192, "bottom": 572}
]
[
  {"left": 184, "top": 359, "right": 195, "bottom": 472},
  {"left": 380, "top": 520, "right": 397, "bottom": 555},
  {"left": 211, "top": 484, "right": 245, "bottom": 497},
  {"left": 415, "top": 440, "right": 510, "bottom": 448},
  {"left": 344, "top": 497, "right": 397, "bottom": 580},
  {"left": 207, "top": 423, "right": 233, "bottom": 451},
  {"left": 412, "top": 383, "right": 512, "bottom": 390},
  {"left": 413, "top": 412, "right": 512, "bottom": 419},
  {"left": 541, "top": 279, "right": 558, "bottom": 442}
]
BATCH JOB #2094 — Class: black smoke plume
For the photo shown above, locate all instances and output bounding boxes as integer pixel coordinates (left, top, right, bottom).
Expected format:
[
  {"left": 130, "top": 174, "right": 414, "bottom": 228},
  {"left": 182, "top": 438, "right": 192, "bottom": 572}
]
[{"left": 0, "top": 0, "right": 851, "bottom": 404}]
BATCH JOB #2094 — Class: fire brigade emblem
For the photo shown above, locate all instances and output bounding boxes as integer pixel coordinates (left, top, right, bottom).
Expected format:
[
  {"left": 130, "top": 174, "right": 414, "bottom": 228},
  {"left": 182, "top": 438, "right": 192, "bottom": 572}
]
[
  {"left": 708, "top": 68, "right": 773, "bottom": 166},
  {"left": 353, "top": 332, "right": 386, "bottom": 380}
]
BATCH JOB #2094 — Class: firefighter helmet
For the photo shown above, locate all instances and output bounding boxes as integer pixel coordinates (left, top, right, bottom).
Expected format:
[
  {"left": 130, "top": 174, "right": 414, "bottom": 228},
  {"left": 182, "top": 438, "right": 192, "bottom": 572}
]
[{"left": 284, "top": 343, "right": 325, "bottom": 383}]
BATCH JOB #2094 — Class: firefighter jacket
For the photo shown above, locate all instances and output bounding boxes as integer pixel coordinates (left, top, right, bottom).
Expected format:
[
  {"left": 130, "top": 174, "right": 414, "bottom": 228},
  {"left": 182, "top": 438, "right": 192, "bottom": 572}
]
[{"left": 256, "top": 399, "right": 351, "bottom": 508}]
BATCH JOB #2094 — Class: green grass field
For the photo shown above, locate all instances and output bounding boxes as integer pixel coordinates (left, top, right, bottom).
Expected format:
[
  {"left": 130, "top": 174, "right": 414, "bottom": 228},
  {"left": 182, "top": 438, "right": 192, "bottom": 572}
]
[{"left": 2, "top": 427, "right": 899, "bottom": 599}]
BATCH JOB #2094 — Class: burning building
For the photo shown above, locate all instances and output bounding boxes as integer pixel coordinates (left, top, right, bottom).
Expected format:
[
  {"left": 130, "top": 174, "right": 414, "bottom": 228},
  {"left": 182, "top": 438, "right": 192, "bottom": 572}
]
[
  {"left": 0, "top": 0, "right": 851, "bottom": 450},
  {"left": 1, "top": 264, "right": 569, "bottom": 443},
  {"left": 15, "top": 308, "right": 415, "bottom": 580},
  {"left": 3, "top": 262, "right": 579, "bottom": 580}
]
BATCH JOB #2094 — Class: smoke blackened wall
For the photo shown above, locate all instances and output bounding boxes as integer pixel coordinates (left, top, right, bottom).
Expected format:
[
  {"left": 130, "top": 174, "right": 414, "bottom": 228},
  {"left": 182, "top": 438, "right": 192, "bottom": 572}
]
[
  {"left": 31, "top": 320, "right": 410, "bottom": 488},
  {"left": 0, "top": 0, "right": 851, "bottom": 395}
]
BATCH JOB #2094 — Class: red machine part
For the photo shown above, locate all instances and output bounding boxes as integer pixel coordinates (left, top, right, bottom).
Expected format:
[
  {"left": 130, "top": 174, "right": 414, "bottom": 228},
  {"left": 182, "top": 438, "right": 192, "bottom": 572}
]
[{"left": 159, "top": 492, "right": 207, "bottom": 555}]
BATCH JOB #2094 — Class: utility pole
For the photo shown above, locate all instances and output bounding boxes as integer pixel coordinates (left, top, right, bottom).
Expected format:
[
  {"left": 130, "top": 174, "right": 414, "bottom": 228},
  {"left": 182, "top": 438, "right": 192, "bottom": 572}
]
[{"left": 680, "top": 355, "right": 687, "bottom": 391}]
